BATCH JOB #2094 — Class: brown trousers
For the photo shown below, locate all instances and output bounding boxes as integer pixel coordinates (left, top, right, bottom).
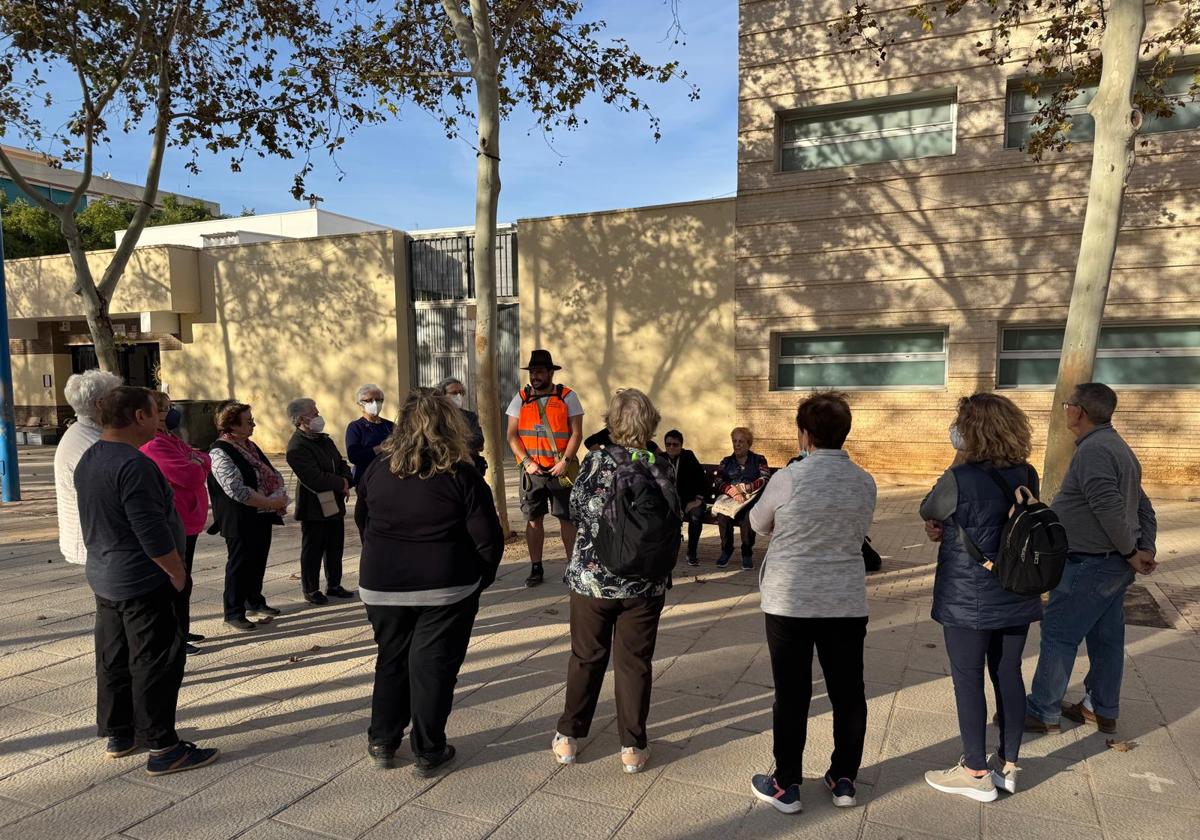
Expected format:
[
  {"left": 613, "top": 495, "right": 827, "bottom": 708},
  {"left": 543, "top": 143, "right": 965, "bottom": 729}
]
[{"left": 557, "top": 591, "right": 666, "bottom": 750}]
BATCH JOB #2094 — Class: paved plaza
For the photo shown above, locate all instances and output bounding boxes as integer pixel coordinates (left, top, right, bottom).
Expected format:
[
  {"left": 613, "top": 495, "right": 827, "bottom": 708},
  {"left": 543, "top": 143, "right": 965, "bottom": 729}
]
[{"left": 0, "top": 447, "right": 1198, "bottom": 840}]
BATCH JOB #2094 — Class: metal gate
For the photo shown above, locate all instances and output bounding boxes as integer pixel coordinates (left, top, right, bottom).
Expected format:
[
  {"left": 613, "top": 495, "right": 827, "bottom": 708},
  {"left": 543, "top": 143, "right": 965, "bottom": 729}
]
[{"left": 409, "top": 228, "right": 520, "bottom": 409}]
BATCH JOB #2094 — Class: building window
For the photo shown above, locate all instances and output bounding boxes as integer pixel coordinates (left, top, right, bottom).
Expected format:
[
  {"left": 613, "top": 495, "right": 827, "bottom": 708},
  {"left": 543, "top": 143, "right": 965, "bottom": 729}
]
[
  {"left": 1005, "top": 67, "right": 1200, "bottom": 149},
  {"left": 775, "top": 330, "right": 946, "bottom": 389},
  {"left": 997, "top": 324, "right": 1200, "bottom": 387},
  {"left": 779, "top": 90, "right": 957, "bottom": 172}
]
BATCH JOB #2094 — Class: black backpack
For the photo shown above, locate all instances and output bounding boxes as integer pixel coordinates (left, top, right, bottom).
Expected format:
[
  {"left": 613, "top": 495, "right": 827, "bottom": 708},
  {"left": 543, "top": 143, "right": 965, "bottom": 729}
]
[
  {"left": 595, "top": 446, "right": 682, "bottom": 580},
  {"left": 958, "top": 464, "right": 1069, "bottom": 597}
]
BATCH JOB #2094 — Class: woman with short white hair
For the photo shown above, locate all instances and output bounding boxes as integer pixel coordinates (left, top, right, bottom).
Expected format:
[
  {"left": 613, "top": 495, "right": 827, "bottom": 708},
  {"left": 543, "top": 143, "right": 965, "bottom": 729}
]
[
  {"left": 433, "top": 376, "right": 486, "bottom": 476},
  {"left": 54, "top": 369, "right": 123, "bottom": 564},
  {"left": 346, "top": 384, "right": 394, "bottom": 486}
]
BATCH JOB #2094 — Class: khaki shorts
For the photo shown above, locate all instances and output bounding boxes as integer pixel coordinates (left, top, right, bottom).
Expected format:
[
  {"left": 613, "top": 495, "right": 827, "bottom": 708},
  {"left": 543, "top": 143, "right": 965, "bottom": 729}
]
[{"left": 520, "top": 472, "right": 572, "bottom": 520}]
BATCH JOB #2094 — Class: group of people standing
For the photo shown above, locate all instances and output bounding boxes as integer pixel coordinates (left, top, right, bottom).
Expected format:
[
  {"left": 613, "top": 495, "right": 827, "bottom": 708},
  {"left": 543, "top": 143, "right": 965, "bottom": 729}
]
[{"left": 55, "top": 352, "right": 1158, "bottom": 809}]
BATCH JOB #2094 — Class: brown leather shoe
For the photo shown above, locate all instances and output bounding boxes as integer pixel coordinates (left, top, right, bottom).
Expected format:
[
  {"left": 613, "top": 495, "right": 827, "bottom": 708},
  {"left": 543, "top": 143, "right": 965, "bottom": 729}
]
[
  {"left": 1023, "top": 714, "right": 1061, "bottom": 734},
  {"left": 1061, "top": 701, "right": 1116, "bottom": 734}
]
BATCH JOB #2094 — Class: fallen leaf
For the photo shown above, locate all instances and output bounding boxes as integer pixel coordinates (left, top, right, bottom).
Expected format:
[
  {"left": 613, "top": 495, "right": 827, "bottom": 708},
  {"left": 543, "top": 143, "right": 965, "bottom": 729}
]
[
  {"left": 289, "top": 573, "right": 301, "bottom": 579},
  {"left": 543, "top": 608, "right": 558, "bottom": 615},
  {"left": 1106, "top": 739, "right": 1137, "bottom": 752},
  {"left": 308, "top": 645, "right": 321, "bottom": 652},
  {"left": 924, "top": 643, "right": 937, "bottom": 649},
  {"left": 35, "top": 615, "right": 47, "bottom": 620}
]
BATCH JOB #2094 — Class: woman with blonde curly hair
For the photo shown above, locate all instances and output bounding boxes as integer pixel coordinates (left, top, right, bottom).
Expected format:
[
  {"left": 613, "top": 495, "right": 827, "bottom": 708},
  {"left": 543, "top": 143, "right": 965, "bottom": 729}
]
[
  {"left": 354, "top": 390, "right": 504, "bottom": 777},
  {"left": 919, "top": 392, "right": 1042, "bottom": 802}
]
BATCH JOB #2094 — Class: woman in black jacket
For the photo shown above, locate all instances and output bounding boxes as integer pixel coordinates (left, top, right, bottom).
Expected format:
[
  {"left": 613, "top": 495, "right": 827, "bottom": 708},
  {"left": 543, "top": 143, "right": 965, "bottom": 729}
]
[
  {"left": 919, "top": 393, "right": 1043, "bottom": 802},
  {"left": 285, "top": 398, "right": 354, "bottom": 605},
  {"left": 208, "top": 402, "right": 288, "bottom": 632},
  {"left": 355, "top": 390, "right": 504, "bottom": 777}
]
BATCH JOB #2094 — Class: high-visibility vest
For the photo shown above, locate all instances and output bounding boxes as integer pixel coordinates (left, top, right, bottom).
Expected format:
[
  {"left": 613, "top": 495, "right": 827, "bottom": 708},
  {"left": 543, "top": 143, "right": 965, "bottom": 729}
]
[{"left": 517, "top": 384, "right": 574, "bottom": 469}]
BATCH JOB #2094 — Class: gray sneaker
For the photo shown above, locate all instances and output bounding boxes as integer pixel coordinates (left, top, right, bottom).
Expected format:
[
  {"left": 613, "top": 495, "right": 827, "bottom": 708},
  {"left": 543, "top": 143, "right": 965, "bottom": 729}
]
[
  {"left": 924, "top": 760, "right": 998, "bottom": 802},
  {"left": 987, "top": 753, "right": 1020, "bottom": 794}
]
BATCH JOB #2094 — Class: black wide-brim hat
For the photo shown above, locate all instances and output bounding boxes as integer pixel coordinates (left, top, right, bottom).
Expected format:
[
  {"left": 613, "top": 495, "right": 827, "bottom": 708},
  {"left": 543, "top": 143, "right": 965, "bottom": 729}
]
[{"left": 521, "top": 349, "right": 562, "bottom": 371}]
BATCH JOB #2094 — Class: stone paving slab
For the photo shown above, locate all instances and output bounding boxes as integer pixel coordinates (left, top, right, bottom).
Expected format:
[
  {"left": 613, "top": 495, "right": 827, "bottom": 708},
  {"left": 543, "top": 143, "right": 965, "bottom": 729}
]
[{"left": 1, "top": 446, "right": 1198, "bottom": 839}]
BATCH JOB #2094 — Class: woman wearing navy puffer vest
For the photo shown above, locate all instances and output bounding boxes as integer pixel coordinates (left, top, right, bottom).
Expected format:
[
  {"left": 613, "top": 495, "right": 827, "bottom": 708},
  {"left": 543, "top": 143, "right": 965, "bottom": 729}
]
[{"left": 918, "top": 394, "right": 1043, "bottom": 803}]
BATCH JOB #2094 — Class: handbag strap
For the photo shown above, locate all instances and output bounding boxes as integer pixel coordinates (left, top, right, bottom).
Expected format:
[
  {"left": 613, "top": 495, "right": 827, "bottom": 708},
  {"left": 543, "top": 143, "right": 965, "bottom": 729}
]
[{"left": 956, "top": 463, "right": 1018, "bottom": 569}]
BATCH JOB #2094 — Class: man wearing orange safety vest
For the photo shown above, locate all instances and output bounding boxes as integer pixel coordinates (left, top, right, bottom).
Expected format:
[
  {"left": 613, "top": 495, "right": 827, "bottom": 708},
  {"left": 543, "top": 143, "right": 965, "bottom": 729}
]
[{"left": 505, "top": 349, "right": 585, "bottom": 587}]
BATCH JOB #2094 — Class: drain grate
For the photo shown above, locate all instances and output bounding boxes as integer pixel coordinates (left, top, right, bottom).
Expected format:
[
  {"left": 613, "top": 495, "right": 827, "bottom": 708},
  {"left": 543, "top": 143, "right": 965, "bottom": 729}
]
[{"left": 1125, "top": 584, "right": 1172, "bottom": 629}]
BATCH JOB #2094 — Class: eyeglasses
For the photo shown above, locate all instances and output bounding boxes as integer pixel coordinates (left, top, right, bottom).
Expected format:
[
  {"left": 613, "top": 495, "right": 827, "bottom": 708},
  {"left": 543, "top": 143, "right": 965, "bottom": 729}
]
[{"left": 1061, "top": 401, "right": 1079, "bottom": 410}]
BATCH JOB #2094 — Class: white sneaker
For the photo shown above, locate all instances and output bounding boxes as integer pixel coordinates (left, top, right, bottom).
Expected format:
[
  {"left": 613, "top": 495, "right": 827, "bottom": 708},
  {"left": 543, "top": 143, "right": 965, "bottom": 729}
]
[
  {"left": 924, "top": 760, "right": 999, "bottom": 802},
  {"left": 987, "top": 753, "right": 1020, "bottom": 794}
]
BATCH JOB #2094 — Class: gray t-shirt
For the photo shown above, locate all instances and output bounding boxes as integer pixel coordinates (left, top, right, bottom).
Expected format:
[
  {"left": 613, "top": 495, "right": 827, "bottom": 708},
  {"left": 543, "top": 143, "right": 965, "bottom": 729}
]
[{"left": 75, "top": 440, "right": 185, "bottom": 601}]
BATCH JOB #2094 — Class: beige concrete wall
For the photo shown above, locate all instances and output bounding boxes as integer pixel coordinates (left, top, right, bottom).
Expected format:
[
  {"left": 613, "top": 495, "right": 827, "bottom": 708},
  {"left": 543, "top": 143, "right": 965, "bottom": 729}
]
[
  {"left": 518, "top": 199, "right": 737, "bottom": 463},
  {"left": 160, "top": 230, "right": 411, "bottom": 453},
  {"left": 10, "top": 353, "right": 70, "bottom": 420},
  {"left": 5, "top": 246, "right": 200, "bottom": 320},
  {"left": 735, "top": 0, "right": 1200, "bottom": 487}
]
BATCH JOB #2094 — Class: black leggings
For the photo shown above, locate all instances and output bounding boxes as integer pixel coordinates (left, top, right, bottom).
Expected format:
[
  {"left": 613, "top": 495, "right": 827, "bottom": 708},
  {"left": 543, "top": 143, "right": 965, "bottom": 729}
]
[{"left": 943, "top": 624, "right": 1030, "bottom": 769}]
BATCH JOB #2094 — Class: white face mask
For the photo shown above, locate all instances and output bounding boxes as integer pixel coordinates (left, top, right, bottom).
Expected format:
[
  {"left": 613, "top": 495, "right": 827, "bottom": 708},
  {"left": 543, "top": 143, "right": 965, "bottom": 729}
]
[
  {"left": 949, "top": 423, "right": 966, "bottom": 451},
  {"left": 449, "top": 393, "right": 465, "bottom": 409},
  {"left": 363, "top": 401, "right": 381, "bottom": 416},
  {"left": 307, "top": 416, "right": 326, "bottom": 434}
]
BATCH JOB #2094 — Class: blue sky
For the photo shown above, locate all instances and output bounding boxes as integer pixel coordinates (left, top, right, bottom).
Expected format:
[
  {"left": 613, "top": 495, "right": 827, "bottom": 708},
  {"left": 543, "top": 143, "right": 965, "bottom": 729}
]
[{"left": 17, "top": 1, "right": 737, "bottom": 231}]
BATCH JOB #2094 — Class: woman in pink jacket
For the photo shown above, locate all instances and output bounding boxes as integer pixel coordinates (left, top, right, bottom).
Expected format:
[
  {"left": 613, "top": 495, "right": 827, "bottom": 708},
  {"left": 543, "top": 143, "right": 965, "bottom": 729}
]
[{"left": 142, "top": 391, "right": 212, "bottom": 655}]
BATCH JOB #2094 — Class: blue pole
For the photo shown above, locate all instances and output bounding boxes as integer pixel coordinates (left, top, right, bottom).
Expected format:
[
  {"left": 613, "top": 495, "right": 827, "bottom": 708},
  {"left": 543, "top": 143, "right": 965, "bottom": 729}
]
[{"left": 0, "top": 215, "right": 22, "bottom": 502}]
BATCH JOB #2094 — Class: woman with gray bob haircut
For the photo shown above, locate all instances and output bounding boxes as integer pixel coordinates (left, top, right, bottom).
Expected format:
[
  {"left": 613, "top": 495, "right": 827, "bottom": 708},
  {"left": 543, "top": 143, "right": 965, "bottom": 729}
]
[
  {"left": 433, "top": 376, "right": 487, "bottom": 477},
  {"left": 346, "top": 384, "right": 394, "bottom": 486},
  {"left": 55, "top": 370, "right": 124, "bottom": 564}
]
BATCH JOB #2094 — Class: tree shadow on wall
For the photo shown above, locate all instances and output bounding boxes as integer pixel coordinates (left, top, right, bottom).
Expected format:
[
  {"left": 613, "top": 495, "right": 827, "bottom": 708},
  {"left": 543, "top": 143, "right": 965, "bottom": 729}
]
[{"left": 532, "top": 205, "right": 733, "bottom": 410}]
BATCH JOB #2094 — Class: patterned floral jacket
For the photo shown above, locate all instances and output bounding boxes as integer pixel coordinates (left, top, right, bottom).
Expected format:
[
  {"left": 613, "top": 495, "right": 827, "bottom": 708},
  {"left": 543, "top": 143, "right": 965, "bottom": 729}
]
[{"left": 566, "top": 447, "right": 670, "bottom": 600}]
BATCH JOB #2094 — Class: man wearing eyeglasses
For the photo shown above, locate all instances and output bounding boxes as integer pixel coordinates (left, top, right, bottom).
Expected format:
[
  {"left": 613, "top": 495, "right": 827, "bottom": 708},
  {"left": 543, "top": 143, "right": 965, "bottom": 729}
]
[{"left": 1025, "top": 382, "right": 1157, "bottom": 737}]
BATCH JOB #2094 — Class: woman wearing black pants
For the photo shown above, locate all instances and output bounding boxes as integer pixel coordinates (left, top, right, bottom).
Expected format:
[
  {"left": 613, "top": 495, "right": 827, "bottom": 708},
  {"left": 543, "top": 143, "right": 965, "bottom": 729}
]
[
  {"left": 920, "top": 393, "right": 1043, "bottom": 801},
  {"left": 355, "top": 391, "right": 503, "bottom": 776},
  {"left": 207, "top": 403, "right": 287, "bottom": 632}
]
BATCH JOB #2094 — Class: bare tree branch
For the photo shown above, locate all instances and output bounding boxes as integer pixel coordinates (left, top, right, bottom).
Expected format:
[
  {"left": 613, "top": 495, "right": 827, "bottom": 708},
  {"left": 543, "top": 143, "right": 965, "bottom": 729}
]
[{"left": 0, "top": 145, "right": 69, "bottom": 219}]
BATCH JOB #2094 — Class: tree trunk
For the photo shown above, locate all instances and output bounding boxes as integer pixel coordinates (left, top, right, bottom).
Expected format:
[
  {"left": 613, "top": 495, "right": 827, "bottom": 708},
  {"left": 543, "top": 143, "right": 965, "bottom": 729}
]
[
  {"left": 61, "top": 213, "right": 121, "bottom": 373},
  {"left": 1041, "top": 0, "right": 1145, "bottom": 500},
  {"left": 471, "top": 36, "right": 512, "bottom": 534}
]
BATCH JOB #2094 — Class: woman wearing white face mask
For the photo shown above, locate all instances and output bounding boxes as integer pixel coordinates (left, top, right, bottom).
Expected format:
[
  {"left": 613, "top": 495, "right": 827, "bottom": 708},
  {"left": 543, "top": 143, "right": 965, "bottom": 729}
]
[
  {"left": 434, "top": 377, "right": 487, "bottom": 477},
  {"left": 346, "top": 384, "right": 395, "bottom": 487},
  {"left": 286, "top": 397, "right": 354, "bottom": 605}
]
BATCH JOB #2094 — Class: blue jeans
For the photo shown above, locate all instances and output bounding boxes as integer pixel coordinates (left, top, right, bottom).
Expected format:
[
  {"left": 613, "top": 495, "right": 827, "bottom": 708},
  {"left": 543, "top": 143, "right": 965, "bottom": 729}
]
[{"left": 1027, "top": 552, "right": 1135, "bottom": 723}]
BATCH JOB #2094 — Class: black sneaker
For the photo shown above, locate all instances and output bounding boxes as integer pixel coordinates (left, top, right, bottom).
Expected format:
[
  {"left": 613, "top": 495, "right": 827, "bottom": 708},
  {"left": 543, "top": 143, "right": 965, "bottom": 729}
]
[
  {"left": 368, "top": 742, "right": 396, "bottom": 770},
  {"left": 524, "top": 565, "right": 544, "bottom": 588},
  {"left": 741, "top": 555, "right": 754, "bottom": 571},
  {"left": 105, "top": 736, "right": 138, "bottom": 758},
  {"left": 186, "top": 633, "right": 206, "bottom": 642},
  {"left": 247, "top": 604, "right": 281, "bottom": 617},
  {"left": 145, "top": 741, "right": 220, "bottom": 776},
  {"left": 414, "top": 744, "right": 456, "bottom": 778},
  {"left": 825, "top": 772, "right": 857, "bottom": 807},
  {"left": 224, "top": 617, "right": 257, "bottom": 632},
  {"left": 716, "top": 553, "right": 731, "bottom": 569},
  {"left": 326, "top": 586, "right": 355, "bottom": 599},
  {"left": 304, "top": 591, "right": 329, "bottom": 606},
  {"left": 686, "top": 556, "right": 700, "bottom": 567},
  {"left": 184, "top": 643, "right": 202, "bottom": 655},
  {"left": 750, "top": 773, "right": 802, "bottom": 814}
]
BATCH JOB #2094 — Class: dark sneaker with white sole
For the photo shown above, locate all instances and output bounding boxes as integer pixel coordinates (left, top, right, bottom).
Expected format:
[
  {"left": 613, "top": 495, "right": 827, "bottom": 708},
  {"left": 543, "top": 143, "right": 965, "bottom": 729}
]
[
  {"left": 146, "top": 741, "right": 220, "bottom": 776},
  {"left": 414, "top": 744, "right": 457, "bottom": 778},
  {"left": 750, "top": 773, "right": 802, "bottom": 814},
  {"left": 247, "top": 604, "right": 281, "bottom": 617},
  {"left": 825, "top": 773, "right": 857, "bottom": 807},
  {"left": 105, "top": 736, "right": 138, "bottom": 758}
]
